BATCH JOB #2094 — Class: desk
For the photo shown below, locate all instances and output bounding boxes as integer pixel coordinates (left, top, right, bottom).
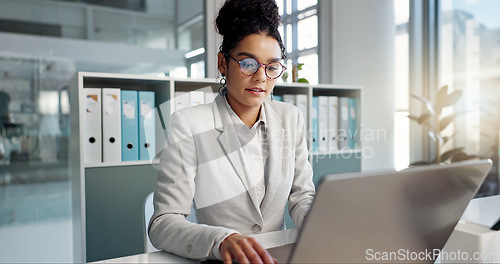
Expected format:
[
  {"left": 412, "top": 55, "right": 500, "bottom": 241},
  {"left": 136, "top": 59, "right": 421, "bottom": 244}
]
[
  {"left": 92, "top": 228, "right": 297, "bottom": 263},
  {"left": 92, "top": 195, "right": 499, "bottom": 264},
  {"left": 91, "top": 251, "right": 197, "bottom": 264}
]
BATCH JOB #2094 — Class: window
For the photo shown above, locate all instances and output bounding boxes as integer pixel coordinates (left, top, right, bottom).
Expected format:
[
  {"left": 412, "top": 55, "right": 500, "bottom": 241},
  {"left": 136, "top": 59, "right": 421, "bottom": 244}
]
[
  {"left": 0, "top": 1, "right": 207, "bottom": 262},
  {"left": 0, "top": 0, "right": 206, "bottom": 78},
  {"left": 437, "top": 0, "right": 500, "bottom": 196},
  {"left": 277, "top": 0, "right": 318, "bottom": 84},
  {"left": 394, "top": 0, "right": 410, "bottom": 170}
]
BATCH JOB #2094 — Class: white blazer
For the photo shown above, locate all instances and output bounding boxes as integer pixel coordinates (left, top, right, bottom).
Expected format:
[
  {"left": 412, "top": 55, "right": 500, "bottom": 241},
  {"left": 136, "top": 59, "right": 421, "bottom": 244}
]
[{"left": 149, "top": 95, "right": 315, "bottom": 260}]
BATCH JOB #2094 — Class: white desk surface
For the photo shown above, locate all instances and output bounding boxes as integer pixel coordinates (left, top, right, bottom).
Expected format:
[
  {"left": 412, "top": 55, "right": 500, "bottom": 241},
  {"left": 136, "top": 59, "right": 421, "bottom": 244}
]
[
  {"left": 91, "top": 195, "right": 499, "bottom": 264},
  {"left": 92, "top": 250, "right": 198, "bottom": 264},
  {"left": 91, "top": 228, "right": 297, "bottom": 263}
]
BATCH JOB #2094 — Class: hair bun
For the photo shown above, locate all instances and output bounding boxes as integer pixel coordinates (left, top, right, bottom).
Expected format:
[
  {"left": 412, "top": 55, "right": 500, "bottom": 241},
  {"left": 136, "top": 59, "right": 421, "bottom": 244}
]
[
  {"left": 216, "top": 0, "right": 281, "bottom": 37},
  {"left": 216, "top": 0, "right": 286, "bottom": 59}
]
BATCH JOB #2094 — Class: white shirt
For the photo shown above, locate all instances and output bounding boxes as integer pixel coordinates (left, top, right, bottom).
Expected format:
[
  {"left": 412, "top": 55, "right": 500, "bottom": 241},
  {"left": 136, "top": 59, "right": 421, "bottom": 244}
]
[
  {"left": 224, "top": 97, "right": 269, "bottom": 206},
  {"left": 212, "top": 98, "right": 270, "bottom": 259}
]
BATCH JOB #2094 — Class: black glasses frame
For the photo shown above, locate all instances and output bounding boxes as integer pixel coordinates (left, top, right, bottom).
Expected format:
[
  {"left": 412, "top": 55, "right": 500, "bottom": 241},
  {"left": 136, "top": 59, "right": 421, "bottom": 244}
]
[{"left": 225, "top": 54, "right": 287, "bottom": 79}]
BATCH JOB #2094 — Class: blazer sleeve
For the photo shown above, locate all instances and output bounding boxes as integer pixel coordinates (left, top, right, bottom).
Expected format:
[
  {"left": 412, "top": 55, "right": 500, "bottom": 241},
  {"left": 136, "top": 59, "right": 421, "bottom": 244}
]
[
  {"left": 288, "top": 107, "right": 316, "bottom": 228},
  {"left": 148, "top": 111, "right": 237, "bottom": 260}
]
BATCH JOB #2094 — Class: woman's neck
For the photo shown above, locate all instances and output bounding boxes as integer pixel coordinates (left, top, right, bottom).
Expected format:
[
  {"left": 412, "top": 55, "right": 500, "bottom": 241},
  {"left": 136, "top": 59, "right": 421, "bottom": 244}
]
[{"left": 226, "top": 96, "right": 261, "bottom": 128}]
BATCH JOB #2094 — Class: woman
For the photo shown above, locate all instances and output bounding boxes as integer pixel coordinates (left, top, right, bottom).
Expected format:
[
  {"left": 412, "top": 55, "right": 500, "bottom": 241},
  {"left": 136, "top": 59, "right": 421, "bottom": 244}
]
[{"left": 149, "top": 0, "right": 315, "bottom": 263}]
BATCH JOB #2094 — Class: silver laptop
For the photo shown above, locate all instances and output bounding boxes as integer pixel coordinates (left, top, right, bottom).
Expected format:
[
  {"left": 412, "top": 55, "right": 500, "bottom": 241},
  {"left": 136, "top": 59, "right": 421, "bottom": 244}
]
[{"left": 268, "top": 160, "right": 492, "bottom": 263}]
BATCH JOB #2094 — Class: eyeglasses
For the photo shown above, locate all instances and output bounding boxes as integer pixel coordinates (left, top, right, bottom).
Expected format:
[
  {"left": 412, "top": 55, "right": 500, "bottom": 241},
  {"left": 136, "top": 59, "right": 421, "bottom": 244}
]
[{"left": 225, "top": 54, "right": 286, "bottom": 79}]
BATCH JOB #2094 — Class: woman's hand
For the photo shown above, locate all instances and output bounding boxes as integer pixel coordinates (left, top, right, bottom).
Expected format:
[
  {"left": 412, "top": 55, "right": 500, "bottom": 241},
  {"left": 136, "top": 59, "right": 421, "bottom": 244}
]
[{"left": 220, "top": 233, "right": 277, "bottom": 264}]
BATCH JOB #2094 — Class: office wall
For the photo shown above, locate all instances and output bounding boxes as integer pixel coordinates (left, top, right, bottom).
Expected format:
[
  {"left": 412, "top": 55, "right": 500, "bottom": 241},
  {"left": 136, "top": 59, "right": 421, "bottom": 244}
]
[{"left": 330, "top": 0, "right": 396, "bottom": 170}]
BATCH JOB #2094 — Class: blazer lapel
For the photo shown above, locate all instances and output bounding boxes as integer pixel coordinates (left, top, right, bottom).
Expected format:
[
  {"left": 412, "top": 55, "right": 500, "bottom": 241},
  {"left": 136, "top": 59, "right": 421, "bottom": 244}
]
[
  {"left": 260, "top": 100, "right": 284, "bottom": 215},
  {"left": 213, "top": 96, "right": 261, "bottom": 212}
]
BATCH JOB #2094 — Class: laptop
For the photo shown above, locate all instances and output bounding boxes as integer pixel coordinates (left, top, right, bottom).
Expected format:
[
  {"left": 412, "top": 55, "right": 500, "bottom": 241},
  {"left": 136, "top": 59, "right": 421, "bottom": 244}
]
[{"left": 268, "top": 160, "right": 492, "bottom": 263}]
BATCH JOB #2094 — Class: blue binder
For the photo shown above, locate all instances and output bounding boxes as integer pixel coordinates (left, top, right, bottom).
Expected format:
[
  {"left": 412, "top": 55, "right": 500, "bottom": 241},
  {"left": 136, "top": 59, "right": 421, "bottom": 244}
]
[
  {"left": 348, "top": 98, "right": 358, "bottom": 149},
  {"left": 121, "top": 90, "right": 139, "bottom": 161},
  {"left": 312, "top": 96, "right": 319, "bottom": 153},
  {"left": 139, "top": 91, "right": 155, "bottom": 161}
]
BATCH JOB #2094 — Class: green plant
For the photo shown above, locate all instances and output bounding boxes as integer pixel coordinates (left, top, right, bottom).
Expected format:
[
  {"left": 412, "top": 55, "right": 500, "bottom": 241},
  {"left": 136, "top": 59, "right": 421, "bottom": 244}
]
[
  {"left": 293, "top": 63, "right": 309, "bottom": 83},
  {"left": 281, "top": 63, "right": 310, "bottom": 84},
  {"left": 408, "top": 84, "right": 476, "bottom": 165},
  {"left": 281, "top": 71, "right": 289, "bottom": 82}
]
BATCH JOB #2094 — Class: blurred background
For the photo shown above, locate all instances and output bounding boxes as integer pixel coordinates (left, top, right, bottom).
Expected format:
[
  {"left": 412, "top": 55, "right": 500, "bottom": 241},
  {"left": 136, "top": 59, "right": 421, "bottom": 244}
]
[{"left": 0, "top": 0, "right": 498, "bottom": 262}]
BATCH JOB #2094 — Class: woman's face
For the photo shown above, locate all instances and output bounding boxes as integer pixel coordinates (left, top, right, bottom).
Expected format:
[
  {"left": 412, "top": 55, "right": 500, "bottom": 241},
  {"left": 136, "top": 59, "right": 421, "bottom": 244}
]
[{"left": 218, "top": 33, "right": 282, "bottom": 112}]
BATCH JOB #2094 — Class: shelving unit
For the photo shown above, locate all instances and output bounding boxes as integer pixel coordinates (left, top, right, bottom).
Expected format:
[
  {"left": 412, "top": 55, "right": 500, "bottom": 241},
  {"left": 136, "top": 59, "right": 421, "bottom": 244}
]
[
  {"left": 310, "top": 85, "right": 362, "bottom": 185},
  {"left": 84, "top": 160, "right": 160, "bottom": 168},
  {"left": 71, "top": 72, "right": 362, "bottom": 262},
  {"left": 70, "top": 72, "right": 171, "bottom": 263}
]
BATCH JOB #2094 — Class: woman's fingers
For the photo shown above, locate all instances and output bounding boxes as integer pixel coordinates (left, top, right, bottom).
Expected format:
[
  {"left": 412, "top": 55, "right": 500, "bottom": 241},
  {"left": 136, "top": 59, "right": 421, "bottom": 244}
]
[
  {"left": 220, "top": 234, "right": 275, "bottom": 264},
  {"left": 247, "top": 238, "right": 274, "bottom": 264},
  {"left": 222, "top": 248, "right": 234, "bottom": 264},
  {"left": 232, "top": 242, "right": 252, "bottom": 264},
  {"left": 239, "top": 238, "right": 264, "bottom": 263}
]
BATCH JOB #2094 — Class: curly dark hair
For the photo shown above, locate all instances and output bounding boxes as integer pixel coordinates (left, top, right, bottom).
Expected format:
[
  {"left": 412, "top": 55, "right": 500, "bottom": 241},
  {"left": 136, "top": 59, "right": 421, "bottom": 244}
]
[{"left": 215, "top": 0, "right": 286, "bottom": 59}]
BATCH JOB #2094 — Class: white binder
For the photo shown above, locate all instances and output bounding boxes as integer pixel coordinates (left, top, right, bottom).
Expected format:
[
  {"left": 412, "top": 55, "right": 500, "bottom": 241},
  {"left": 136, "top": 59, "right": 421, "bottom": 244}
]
[
  {"left": 189, "top": 91, "right": 205, "bottom": 106},
  {"left": 311, "top": 97, "right": 319, "bottom": 153},
  {"left": 283, "top": 94, "right": 296, "bottom": 105},
  {"left": 83, "top": 88, "right": 102, "bottom": 163},
  {"left": 101, "top": 88, "right": 121, "bottom": 163},
  {"left": 295, "top": 94, "right": 308, "bottom": 124},
  {"left": 328, "top": 96, "right": 339, "bottom": 153},
  {"left": 174, "top": 92, "right": 189, "bottom": 111},
  {"left": 318, "top": 96, "right": 329, "bottom": 154}
]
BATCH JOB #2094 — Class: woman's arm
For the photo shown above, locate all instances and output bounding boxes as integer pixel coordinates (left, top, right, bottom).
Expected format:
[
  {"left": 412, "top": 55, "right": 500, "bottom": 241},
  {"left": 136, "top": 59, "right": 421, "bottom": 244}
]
[
  {"left": 148, "top": 111, "right": 237, "bottom": 260},
  {"left": 288, "top": 107, "right": 316, "bottom": 228}
]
